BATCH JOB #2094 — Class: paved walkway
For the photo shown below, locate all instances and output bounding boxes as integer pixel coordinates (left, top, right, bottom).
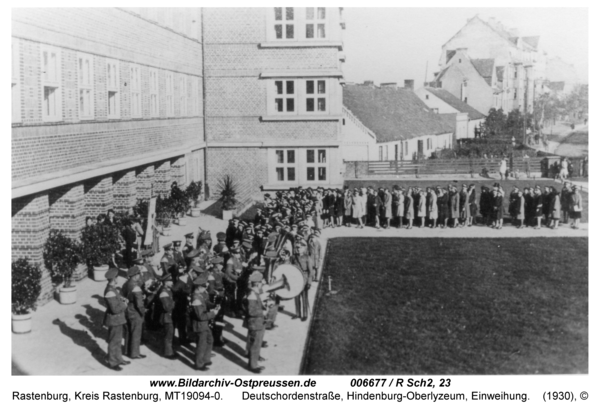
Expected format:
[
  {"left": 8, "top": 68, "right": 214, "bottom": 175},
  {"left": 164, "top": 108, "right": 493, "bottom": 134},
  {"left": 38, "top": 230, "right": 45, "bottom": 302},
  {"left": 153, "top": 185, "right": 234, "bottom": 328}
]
[{"left": 12, "top": 203, "right": 588, "bottom": 376}]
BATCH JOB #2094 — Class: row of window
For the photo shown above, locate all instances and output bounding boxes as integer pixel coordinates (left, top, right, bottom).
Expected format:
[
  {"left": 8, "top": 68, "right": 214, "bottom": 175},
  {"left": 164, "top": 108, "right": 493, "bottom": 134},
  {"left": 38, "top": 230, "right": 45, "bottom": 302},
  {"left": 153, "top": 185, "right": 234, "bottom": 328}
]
[
  {"left": 273, "top": 148, "right": 328, "bottom": 183},
  {"left": 12, "top": 40, "right": 200, "bottom": 124},
  {"left": 269, "top": 78, "right": 332, "bottom": 116},
  {"left": 269, "top": 7, "right": 333, "bottom": 42}
]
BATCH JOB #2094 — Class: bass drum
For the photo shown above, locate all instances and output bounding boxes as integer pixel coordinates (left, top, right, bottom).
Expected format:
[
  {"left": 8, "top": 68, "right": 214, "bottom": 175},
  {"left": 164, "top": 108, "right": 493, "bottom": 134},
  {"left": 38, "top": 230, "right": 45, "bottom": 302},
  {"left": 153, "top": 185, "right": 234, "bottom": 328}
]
[{"left": 270, "top": 264, "right": 306, "bottom": 300}]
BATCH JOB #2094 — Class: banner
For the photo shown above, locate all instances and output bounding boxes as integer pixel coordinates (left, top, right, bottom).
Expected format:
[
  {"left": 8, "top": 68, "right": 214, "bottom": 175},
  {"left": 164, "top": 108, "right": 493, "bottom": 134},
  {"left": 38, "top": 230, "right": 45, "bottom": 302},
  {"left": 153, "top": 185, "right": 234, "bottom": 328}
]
[{"left": 144, "top": 196, "right": 157, "bottom": 247}]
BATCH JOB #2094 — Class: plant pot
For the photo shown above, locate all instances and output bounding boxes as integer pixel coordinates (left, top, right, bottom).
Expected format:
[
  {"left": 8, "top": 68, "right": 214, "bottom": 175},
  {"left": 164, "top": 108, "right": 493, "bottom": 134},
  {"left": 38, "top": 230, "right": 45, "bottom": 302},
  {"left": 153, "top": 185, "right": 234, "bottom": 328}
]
[
  {"left": 162, "top": 226, "right": 172, "bottom": 237},
  {"left": 58, "top": 284, "right": 77, "bottom": 305},
  {"left": 222, "top": 209, "right": 233, "bottom": 221},
  {"left": 91, "top": 264, "right": 109, "bottom": 282},
  {"left": 190, "top": 207, "right": 201, "bottom": 217},
  {"left": 12, "top": 312, "right": 32, "bottom": 334}
]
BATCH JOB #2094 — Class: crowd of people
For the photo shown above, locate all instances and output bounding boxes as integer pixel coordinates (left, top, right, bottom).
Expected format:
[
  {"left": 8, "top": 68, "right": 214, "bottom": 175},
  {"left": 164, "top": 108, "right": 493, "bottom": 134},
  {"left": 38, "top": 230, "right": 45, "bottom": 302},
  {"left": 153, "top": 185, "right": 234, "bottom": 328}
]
[{"left": 100, "top": 181, "right": 584, "bottom": 374}]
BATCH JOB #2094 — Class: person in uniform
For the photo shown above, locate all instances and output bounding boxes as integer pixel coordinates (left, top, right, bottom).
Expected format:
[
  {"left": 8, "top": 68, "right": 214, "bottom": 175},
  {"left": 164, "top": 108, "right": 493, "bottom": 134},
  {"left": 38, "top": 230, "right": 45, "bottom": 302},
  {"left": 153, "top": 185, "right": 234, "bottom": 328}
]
[
  {"left": 207, "top": 257, "right": 227, "bottom": 346},
  {"left": 213, "top": 232, "right": 229, "bottom": 257},
  {"left": 224, "top": 247, "right": 246, "bottom": 317},
  {"left": 172, "top": 240, "right": 186, "bottom": 271},
  {"left": 103, "top": 268, "right": 130, "bottom": 371},
  {"left": 141, "top": 250, "right": 159, "bottom": 281},
  {"left": 158, "top": 274, "right": 177, "bottom": 359},
  {"left": 190, "top": 275, "right": 219, "bottom": 371},
  {"left": 160, "top": 243, "right": 178, "bottom": 279},
  {"left": 243, "top": 271, "right": 267, "bottom": 374},
  {"left": 121, "top": 266, "right": 146, "bottom": 359},
  {"left": 121, "top": 218, "right": 137, "bottom": 268},
  {"left": 171, "top": 263, "right": 196, "bottom": 346},
  {"left": 293, "top": 239, "right": 312, "bottom": 321}
]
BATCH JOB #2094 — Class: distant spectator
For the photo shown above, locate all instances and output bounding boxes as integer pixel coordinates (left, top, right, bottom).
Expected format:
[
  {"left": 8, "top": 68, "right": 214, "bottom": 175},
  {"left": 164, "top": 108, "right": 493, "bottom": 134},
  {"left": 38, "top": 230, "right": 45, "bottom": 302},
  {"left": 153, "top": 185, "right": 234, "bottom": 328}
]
[
  {"left": 499, "top": 158, "right": 507, "bottom": 180},
  {"left": 570, "top": 185, "right": 583, "bottom": 229}
]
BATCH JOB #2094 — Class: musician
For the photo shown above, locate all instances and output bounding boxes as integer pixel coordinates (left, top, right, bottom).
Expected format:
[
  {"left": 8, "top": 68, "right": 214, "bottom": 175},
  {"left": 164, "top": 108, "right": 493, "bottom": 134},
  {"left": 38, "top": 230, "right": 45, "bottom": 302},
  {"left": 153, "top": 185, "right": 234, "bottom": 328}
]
[
  {"left": 190, "top": 275, "right": 219, "bottom": 371},
  {"left": 243, "top": 271, "right": 267, "bottom": 374},
  {"left": 121, "top": 266, "right": 146, "bottom": 359},
  {"left": 207, "top": 257, "right": 227, "bottom": 347},
  {"left": 197, "top": 230, "right": 213, "bottom": 254},
  {"left": 293, "top": 239, "right": 313, "bottom": 322},
  {"left": 160, "top": 243, "right": 178, "bottom": 279},
  {"left": 183, "top": 233, "right": 195, "bottom": 267},
  {"left": 141, "top": 250, "right": 159, "bottom": 281},
  {"left": 171, "top": 264, "right": 197, "bottom": 346},
  {"left": 224, "top": 247, "right": 245, "bottom": 317},
  {"left": 103, "top": 268, "right": 129, "bottom": 371},
  {"left": 172, "top": 240, "right": 186, "bottom": 271},
  {"left": 213, "top": 232, "right": 229, "bottom": 257},
  {"left": 158, "top": 274, "right": 177, "bottom": 359}
]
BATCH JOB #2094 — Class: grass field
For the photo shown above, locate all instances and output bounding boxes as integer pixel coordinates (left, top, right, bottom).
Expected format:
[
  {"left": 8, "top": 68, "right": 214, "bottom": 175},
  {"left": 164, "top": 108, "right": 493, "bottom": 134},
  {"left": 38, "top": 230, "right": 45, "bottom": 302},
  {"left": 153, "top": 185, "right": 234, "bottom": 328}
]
[
  {"left": 346, "top": 179, "right": 588, "bottom": 223},
  {"left": 303, "top": 237, "right": 588, "bottom": 375}
]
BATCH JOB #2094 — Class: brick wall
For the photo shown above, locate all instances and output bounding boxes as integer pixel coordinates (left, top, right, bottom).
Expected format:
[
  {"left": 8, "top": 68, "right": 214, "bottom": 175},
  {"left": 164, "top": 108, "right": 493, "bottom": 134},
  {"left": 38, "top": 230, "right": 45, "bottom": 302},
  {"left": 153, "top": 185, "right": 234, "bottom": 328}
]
[
  {"left": 48, "top": 183, "right": 85, "bottom": 240},
  {"left": 154, "top": 160, "right": 171, "bottom": 197},
  {"left": 12, "top": 8, "right": 202, "bottom": 75},
  {"left": 12, "top": 193, "right": 53, "bottom": 303},
  {"left": 113, "top": 170, "right": 137, "bottom": 212},
  {"left": 136, "top": 164, "right": 155, "bottom": 201},
  {"left": 12, "top": 118, "right": 203, "bottom": 183},
  {"left": 21, "top": 39, "right": 41, "bottom": 124},
  {"left": 84, "top": 176, "right": 114, "bottom": 217},
  {"left": 206, "top": 148, "right": 268, "bottom": 204},
  {"left": 170, "top": 156, "right": 187, "bottom": 188}
]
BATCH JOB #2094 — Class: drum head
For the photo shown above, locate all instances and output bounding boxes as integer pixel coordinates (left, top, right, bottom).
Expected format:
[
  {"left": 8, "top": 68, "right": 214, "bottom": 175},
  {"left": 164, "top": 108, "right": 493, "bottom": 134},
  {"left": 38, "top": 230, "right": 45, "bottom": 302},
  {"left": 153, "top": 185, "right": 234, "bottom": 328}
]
[{"left": 271, "top": 264, "right": 306, "bottom": 300}]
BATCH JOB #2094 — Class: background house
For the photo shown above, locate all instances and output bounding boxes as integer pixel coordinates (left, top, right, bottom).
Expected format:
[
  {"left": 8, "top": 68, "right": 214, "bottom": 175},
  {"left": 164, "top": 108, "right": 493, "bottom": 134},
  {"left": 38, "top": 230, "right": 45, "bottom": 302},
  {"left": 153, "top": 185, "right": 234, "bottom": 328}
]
[
  {"left": 342, "top": 82, "right": 454, "bottom": 161},
  {"left": 416, "top": 87, "right": 485, "bottom": 139}
]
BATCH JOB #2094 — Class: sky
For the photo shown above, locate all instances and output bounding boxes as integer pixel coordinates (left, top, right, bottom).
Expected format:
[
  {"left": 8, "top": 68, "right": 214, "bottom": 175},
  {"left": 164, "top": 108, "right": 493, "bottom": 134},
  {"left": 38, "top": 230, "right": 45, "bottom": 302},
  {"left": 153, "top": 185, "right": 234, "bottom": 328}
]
[{"left": 342, "top": 8, "right": 588, "bottom": 86}]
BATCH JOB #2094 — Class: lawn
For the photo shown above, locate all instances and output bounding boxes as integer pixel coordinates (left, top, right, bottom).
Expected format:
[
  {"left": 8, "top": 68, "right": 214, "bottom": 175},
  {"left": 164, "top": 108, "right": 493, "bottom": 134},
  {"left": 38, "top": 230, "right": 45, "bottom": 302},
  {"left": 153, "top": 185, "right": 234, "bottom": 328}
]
[
  {"left": 346, "top": 179, "right": 588, "bottom": 223},
  {"left": 303, "top": 237, "right": 588, "bottom": 375}
]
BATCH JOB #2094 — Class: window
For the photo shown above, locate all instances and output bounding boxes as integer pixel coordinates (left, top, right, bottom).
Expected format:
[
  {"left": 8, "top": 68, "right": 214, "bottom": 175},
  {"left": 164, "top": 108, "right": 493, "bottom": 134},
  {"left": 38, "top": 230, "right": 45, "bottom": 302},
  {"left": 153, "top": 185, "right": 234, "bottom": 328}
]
[
  {"left": 179, "top": 75, "right": 187, "bottom": 116},
  {"left": 270, "top": 7, "right": 328, "bottom": 41},
  {"left": 404, "top": 141, "right": 408, "bottom": 156},
  {"left": 149, "top": 68, "right": 159, "bottom": 117},
  {"left": 274, "top": 80, "right": 296, "bottom": 113},
  {"left": 41, "top": 45, "right": 62, "bottom": 121},
  {"left": 106, "top": 59, "right": 120, "bottom": 118},
  {"left": 165, "top": 71, "right": 174, "bottom": 117},
  {"left": 77, "top": 53, "right": 94, "bottom": 119},
  {"left": 305, "top": 7, "right": 326, "bottom": 39},
  {"left": 273, "top": 7, "right": 295, "bottom": 40},
  {"left": 306, "top": 149, "right": 327, "bottom": 181},
  {"left": 305, "top": 80, "right": 327, "bottom": 113},
  {"left": 130, "top": 64, "right": 141, "bottom": 118},
  {"left": 275, "top": 149, "right": 296, "bottom": 182},
  {"left": 12, "top": 38, "right": 21, "bottom": 123},
  {"left": 379, "top": 146, "right": 383, "bottom": 161},
  {"left": 269, "top": 78, "right": 331, "bottom": 116}
]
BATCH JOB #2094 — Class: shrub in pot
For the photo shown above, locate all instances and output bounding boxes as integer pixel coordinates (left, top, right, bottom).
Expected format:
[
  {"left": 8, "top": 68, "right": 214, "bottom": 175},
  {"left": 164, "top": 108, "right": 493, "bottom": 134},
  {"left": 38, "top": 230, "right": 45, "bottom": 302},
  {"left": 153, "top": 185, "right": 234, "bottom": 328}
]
[
  {"left": 12, "top": 258, "right": 42, "bottom": 334},
  {"left": 43, "top": 230, "right": 81, "bottom": 304},
  {"left": 80, "top": 224, "right": 122, "bottom": 281},
  {"left": 217, "top": 175, "right": 238, "bottom": 220},
  {"left": 186, "top": 181, "right": 203, "bottom": 217},
  {"left": 156, "top": 195, "right": 175, "bottom": 235},
  {"left": 170, "top": 182, "right": 190, "bottom": 222}
]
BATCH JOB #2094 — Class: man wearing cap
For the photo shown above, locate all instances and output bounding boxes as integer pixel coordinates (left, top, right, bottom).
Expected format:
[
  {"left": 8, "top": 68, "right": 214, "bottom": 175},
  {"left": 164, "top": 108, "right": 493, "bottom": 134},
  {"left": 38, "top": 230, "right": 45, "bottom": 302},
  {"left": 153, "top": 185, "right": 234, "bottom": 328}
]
[
  {"left": 213, "top": 232, "right": 229, "bottom": 257},
  {"left": 190, "top": 275, "right": 219, "bottom": 371},
  {"left": 121, "top": 266, "right": 146, "bottom": 359},
  {"left": 225, "top": 219, "right": 238, "bottom": 248},
  {"left": 158, "top": 274, "right": 177, "bottom": 359},
  {"left": 224, "top": 247, "right": 245, "bottom": 317},
  {"left": 243, "top": 271, "right": 267, "bottom": 374},
  {"left": 172, "top": 241, "right": 187, "bottom": 271},
  {"left": 208, "top": 257, "right": 227, "bottom": 346},
  {"left": 103, "top": 268, "right": 130, "bottom": 371},
  {"left": 160, "top": 243, "right": 178, "bottom": 279},
  {"left": 171, "top": 263, "right": 197, "bottom": 346},
  {"left": 197, "top": 230, "right": 213, "bottom": 254},
  {"left": 183, "top": 233, "right": 195, "bottom": 267}
]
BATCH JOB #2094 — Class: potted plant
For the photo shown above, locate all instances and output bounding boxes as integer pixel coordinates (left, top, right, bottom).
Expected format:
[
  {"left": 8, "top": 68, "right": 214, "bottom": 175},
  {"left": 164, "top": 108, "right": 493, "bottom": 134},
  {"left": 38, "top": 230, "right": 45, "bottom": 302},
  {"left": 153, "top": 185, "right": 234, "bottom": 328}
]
[
  {"left": 12, "top": 258, "right": 42, "bottom": 334},
  {"left": 156, "top": 195, "right": 174, "bottom": 235},
  {"left": 170, "top": 182, "right": 190, "bottom": 225},
  {"left": 186, "top": 181, "right": 203, "bottom": 217},
  {"left": 80, "top": 224, "right": 122, "bottom": 281},
  {"left": 43, "top": 230, "right": 81, "bottom": 305},
  {"left": 217, "top": 175, "right": 238, "bottom": 221}
]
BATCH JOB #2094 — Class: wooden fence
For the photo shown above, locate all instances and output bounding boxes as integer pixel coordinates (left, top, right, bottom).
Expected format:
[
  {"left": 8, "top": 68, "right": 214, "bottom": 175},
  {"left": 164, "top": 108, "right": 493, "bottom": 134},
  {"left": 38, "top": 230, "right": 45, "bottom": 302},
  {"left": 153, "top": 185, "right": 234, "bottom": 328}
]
[{"left": 345, "top": 156, "right": 556, "bottom": 178}]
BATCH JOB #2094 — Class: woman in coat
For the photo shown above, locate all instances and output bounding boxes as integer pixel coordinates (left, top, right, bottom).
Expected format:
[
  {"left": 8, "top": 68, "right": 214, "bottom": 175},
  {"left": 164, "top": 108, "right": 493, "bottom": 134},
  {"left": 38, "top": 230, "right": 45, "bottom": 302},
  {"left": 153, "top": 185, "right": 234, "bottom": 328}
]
[
  {"left": 427, "top": 187, "right": 438, "bottom": 228},
  {"left": 459, "top": 185, "right": 470, "bottom": 227},
  {"left": 335, "top": 190, "right": 345, "bottom": 227},
  {"left": 533, "top": 187, "right": 544, "bottom": 229},
  {"left": 550, "top": 188, "right": 561, "bottom": 229},
  {"left": 515, "top": 190, "right": 525, "bottom": 229},
  {"left": 383, "top": 188, "right": 392, "bottom": 229},
  {"left": 417, "top": 190, "right": 427, "bottom": 228},
  {"left": 351, "top": 189, "right": 364, "bottom": 228},
  {"left": 343, "top": 189, "right": 353, "bottom": 227},
  {"left": 404, "top": 188, "right": 414, "bottom": 229},
  {"left": 393, "top": 187, "right": 405, "bottom": 228},
  {"left": 569, "top": 185, "right": 583, "bottom": 229},
  {"left": 449, "top": 186, "right": 460, "bottom": 228},
  {"left": 493, "top": 190, "right": 504, "bottom": 229},
  {"left": 436, "top": 187, "right": 448, "bottom": 228},
  {"left": 467, "top": 184, "right": 477, "bottom": 227}
]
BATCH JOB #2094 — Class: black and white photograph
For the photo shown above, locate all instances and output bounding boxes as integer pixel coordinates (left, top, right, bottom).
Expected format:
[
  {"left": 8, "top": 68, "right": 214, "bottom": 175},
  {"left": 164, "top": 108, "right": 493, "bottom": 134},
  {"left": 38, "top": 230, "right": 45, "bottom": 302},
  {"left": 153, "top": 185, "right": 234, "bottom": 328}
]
[{"left": 9, "top": 4, "right": 590, "bottom": 390}]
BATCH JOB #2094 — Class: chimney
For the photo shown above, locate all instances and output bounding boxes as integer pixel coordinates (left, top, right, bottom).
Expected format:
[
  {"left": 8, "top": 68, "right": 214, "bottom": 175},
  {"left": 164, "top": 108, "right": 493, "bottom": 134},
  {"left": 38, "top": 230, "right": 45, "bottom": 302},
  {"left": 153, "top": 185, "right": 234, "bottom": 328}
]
[
  {"left": 363, "top": 80, "right": 374, "bottom": 87},
  {"left": 380, "top": 82, "right": 397, "bottom": 88},
  {"left": 404, "top": 80, "right": 414, "bottom": 90}
]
